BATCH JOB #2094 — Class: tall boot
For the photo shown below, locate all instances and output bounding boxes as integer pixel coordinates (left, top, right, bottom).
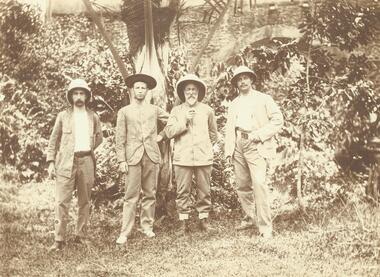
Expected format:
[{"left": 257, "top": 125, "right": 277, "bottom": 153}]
[
  {"left": 199, "top": 218, "right": 216, "bottom": 233},
  {"left": 178, "top": 219, "right": 190, "bottom": 235}
]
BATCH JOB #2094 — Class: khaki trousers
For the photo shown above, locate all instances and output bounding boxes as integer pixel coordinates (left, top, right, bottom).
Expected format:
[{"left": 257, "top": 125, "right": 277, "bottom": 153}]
[
  {"left": 119, "top": 152, "right": 159, "bottom": 238},
  {"left": 233, "top": 137, "right": 272, "bottom": 234},
  {"left": 174, "top": 165, "right": 212, "bottom": 220},
  {"left": 55, "top": 155, "right": 94, "bottom": 241}
]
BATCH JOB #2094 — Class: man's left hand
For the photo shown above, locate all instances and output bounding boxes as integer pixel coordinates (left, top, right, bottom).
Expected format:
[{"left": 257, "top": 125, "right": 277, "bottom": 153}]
[
  {"left": 156, "top": 134, "right": 164, "bottom": 142},
  {"left": 248, "top": 133, "right": 261, "bottom": 143}
]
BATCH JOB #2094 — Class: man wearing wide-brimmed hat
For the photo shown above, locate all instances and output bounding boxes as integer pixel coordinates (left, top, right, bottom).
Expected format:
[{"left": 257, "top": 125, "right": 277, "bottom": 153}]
[
  {"left": 165, "top": 74, "right": 217, "bottom": 233},
  {"left": 225, "top": 65, "right": 283, "bottom": 239},
  {"left": 46, "top": 78, "right": 103, "bottom": 251},
  {"left": 115, "top": 72, "right": 169, "bottom": 247}
]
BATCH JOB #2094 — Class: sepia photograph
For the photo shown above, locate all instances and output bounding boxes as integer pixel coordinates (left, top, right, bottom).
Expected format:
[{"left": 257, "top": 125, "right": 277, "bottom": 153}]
[{"left": 0, "top": 0, "right": 379, "bottom": 276}]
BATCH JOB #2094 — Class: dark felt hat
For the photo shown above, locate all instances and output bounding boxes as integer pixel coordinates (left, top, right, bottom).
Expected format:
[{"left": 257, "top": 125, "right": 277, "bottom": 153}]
[{"left": 125, "top": 73, "right": 157, "bottom": 90}]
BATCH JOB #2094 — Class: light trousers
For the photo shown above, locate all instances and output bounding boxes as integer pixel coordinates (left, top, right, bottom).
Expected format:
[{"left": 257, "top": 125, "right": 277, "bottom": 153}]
[
  {"left": 174, "top": 165, "right": 212, "bottom": 220},
  {"left": 119, "top": 152, "right": 159, "bottom": 238},
  {"left": 55, "top": 155, "right": 94, "bottom": 241},
  {"left": 233, "top": 137, "right": 272, "bottom": 234}
]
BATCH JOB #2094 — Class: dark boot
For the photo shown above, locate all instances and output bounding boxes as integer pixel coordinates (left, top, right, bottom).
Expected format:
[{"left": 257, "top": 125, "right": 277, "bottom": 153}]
[
  {"left": 48, "top": 241, "right": 64, "bottom": 252},
  {"left": 178, "top": 219, "right": 190, "bottom": 235},
  {"left": 199, "top": 218, "right": 216, "bottom": 232}
]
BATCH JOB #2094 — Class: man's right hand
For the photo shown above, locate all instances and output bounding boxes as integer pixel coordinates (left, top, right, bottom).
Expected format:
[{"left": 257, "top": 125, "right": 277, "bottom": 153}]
[
  {"left": 119, "top": 161, "right": 128, "bottom": 174},
  {"left": 48, "top": 162, "right": 56, "bottom": 179},
  {"left": 226, "top": 156, "right": 232, "bottom": 165},
  {"left": 186, "top": 109, "right": 195, "bottom": 123}
]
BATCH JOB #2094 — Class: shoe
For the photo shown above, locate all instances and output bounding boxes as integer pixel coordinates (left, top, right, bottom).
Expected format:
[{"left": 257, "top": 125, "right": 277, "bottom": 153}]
[
  {"left": 48, "top": 241, "right": 64, "bottom": 252},
  {"left": 116, "top": 235, "right": 128, "bottom": 245},
  {"left": 235, "top": 220, "right": 255, "bottom": 231},
  {"left": 142, "top": 229, "right": 156, "bottom": 238},
  {"left": 259, "top": 232, "right": 273, "bottom": 239},
  {"left": 199, "top": 218, "right": 216, "bottom": 232},
  {"left": 74, "top": 236, "right": 92, "bottom": 246}
]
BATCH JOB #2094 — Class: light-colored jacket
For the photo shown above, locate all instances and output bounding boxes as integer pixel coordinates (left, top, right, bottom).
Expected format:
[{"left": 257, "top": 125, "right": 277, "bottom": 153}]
[
  {"left": 224, "top": 90, "right": 283, "bottom": 159},
  {"left": 115, "top": 103, "right": 168, "bottom": 165},
  {"left": 46, "top": 109, "right": 103, "bottom": 178},
  {"left": 165, "top": 102, "right": 217, "bottom": 166}
]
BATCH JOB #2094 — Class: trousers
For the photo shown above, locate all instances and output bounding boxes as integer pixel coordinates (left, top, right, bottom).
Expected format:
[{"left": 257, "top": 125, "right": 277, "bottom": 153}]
[
  {"left": 232, "top": 136, "right": 272, "bottom": 235},
  {"left": 174, "top": 165, "right": 212, "bottom": 220},
  {"left": 54, "top": 155, "right": 94, "bottom": 241},
  {"left": 119, "top": 151, "right": 159, "bottom": 238}
]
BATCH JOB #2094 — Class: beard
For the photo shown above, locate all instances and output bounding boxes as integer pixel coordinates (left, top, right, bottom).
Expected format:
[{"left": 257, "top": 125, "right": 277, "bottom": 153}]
[{"left": 186, "top": 97, "right": 197, "bottom": 106}]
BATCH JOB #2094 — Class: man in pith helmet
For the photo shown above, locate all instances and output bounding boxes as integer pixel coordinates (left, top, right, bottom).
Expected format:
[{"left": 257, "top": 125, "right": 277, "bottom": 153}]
[
  {"left": 115, "top": 73, "right": 169, "bottom": 247},
  {"left": 165, "top": 73, "right": 218, "bottom": 234},
  {"left": 47, "top": 78, "right": 103, "bottom": 251},
  {"left": 225, "top": 65, "right": 283, "bottom": 239}
]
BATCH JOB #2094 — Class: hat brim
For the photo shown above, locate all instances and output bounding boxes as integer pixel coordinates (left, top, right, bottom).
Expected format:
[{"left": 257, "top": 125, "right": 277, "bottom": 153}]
[
  {"left": 176, "top": 80, "right": 206, "bottom": 102},
  {"left": 66, "top": 89, "right": 91, "bottom": 105},
  {"left": 230, "top": 71, "right": 257, "bottom": 87},
  {"left": 126, "top": 74, "right": 157, "bottom": 90}
]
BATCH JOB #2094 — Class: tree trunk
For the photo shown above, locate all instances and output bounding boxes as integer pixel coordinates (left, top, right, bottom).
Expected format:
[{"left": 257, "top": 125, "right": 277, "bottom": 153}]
[
  {"left": 296, "top": 130, "right": 305, "bottom": 210},
  {"left": 296, "top": 19, "right": 313, "bottom": 211}
]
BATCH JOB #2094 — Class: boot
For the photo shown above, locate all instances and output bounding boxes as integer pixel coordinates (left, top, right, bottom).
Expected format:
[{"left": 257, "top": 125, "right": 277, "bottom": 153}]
[
  {"left": 178, "top": 219, "right": 190, "bottom": 235},
  {"left": 199, "top": 218, "right": 216, "bottom": 232},
  {"left": 48, "top": 241, "right": 64, "bottom": 252}
]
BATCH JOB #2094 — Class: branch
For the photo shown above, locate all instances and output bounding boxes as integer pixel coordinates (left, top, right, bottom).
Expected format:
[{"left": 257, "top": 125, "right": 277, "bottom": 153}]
[
  {"left": 82, "top": 0, "right": 129, "bottom": 82},
  {"left": 190, "top": 0, "right": 232, "bottom": 71}
]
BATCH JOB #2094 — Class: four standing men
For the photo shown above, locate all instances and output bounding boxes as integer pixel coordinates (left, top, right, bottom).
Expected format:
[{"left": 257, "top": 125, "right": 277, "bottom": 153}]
[
  {"left": 47, "top": 79, "right": 103, "bottom": 251},
  {"left": 47, "top": 65, "right": 283, "bottom": 248}
]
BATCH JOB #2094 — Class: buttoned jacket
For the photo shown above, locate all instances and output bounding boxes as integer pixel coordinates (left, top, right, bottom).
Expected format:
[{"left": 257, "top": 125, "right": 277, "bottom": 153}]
[
  {"left": 46, "top": 108, "right": 103, "bottom": 178},
  {"left": 224, "top": 90, "right": 283, "bottom": 159},
  {"left": 115, "top": 103, "right": 169, "bottom": 165},
  {"left": 165, "top": 102, "right": 217, "bottom": 166}
]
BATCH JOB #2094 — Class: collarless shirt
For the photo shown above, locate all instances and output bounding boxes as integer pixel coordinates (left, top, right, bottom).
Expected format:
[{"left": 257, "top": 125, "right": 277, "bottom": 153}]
[
  {"left": 235, "top": 91, "right": 255, "bottom": 131},
  {"left": 74, "top": 109, "right": 91, "bottom": 152}
]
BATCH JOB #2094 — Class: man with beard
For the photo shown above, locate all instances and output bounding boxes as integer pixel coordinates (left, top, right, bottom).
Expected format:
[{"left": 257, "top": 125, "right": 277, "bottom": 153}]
[
  {"left": 225, "top": 66, "right": 283, "bottom": 239},
  {"left": 47, "top": 79, "right": 103, "bottom": 251},
  {"left": 115, "top": 73, "right": 169, "bottom": 247},
  {"left": 165, "top": 74, "right": 217, "bottom": 234}
]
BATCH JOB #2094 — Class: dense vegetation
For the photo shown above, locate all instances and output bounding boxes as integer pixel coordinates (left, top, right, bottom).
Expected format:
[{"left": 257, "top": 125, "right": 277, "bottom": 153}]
[{"left": 0, "top": 1, "right": 379, "bottom": 275}]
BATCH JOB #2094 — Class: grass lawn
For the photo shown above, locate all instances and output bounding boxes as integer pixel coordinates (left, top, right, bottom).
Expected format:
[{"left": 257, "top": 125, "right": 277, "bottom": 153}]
[{"left": 1, "top": 180, "right": 379, "bottom": 277}]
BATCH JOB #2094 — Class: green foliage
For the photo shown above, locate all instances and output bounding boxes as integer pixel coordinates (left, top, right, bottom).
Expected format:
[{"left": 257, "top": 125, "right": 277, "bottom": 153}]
[
  {"left": 0, "top": 0, "right": 41, "bottom": 61},
  {"left": 299, "top": 0, "right": 380, "bottom": 51},
  {"left": 207, "top": 0, "right": 379, "bottom": 204},
  {"left": 0, "top": 11, "right": 133, "bottom": 182}
]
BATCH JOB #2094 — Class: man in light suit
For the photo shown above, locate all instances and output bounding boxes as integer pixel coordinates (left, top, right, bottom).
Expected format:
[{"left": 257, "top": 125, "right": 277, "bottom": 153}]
[
  {"left": 47, "top": 79, "right": 103, "bottom": 251},
  {"left": 165, "top": 74, "right": 217, "bottom": 234},
  {"left": 115, "top": 73, "right": 168, "bottom": 247},
  {"left": 224, "top": 66, "right": 283, "bottom": 239}
]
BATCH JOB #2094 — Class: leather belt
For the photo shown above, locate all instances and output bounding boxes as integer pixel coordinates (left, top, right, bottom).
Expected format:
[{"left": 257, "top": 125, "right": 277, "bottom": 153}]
[
  {"left": 235, "top": 127, "right": 250, "bottom": 140},
  {"left": 74, "top": 151, "right": 92, "bottom": 158}
]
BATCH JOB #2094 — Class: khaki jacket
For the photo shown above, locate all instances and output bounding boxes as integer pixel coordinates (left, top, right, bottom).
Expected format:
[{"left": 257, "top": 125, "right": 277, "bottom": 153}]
[
  {"left": 115, "top": 103, "right": 168, "bottom": 165},
  {"left": 46, "top": 109, "right": 103, "bottom": 178},
  {"left": 165, "top": 102, "right": 217, "bottom": 166},
  {"left": 224, "top": 90, "right": 283, "bottom": 159}
]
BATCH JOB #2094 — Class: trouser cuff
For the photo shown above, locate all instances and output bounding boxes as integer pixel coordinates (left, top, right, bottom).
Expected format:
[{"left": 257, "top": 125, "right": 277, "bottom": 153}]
[
  {"left": 199, "top": 213, "right": 209, "bottom": 219},
  {"left": 179, "top": 213, "right": 189, "bottom": 220}
]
